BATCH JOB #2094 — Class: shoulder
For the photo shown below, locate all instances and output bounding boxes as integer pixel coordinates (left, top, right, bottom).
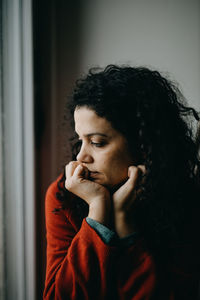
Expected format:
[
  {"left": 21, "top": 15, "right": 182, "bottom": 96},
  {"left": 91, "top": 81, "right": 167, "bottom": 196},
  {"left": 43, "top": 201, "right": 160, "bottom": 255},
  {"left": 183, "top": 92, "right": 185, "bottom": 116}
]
[
  {"left": 45, "top": 174, "right": 79, "bottom": 230},
  {"left": 45, "top": 174, "right": 86, "bottom": 229},
  {"left": 45, "top": 174, "right": 63, "bottom": 201},
  {"left": 45, "top": 174, "right": 72, "bottom": 215},
  {"left": 46, "top": 174, "right": 62, "bottom": 193}
]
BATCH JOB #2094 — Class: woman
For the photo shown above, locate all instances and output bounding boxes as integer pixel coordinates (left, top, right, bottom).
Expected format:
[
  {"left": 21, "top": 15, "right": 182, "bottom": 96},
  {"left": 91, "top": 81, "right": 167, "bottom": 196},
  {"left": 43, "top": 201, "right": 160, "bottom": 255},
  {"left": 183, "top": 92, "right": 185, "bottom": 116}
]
[{"left": 43, "top": 65, "right": 200, "bottom": 299}]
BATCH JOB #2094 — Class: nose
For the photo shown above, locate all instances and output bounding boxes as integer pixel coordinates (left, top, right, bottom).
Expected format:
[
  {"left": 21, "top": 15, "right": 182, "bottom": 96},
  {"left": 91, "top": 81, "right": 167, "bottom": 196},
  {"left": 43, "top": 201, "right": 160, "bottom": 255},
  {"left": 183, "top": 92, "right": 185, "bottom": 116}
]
[{"left": 76, "top": 143, "right": 93, "bottom": 163}]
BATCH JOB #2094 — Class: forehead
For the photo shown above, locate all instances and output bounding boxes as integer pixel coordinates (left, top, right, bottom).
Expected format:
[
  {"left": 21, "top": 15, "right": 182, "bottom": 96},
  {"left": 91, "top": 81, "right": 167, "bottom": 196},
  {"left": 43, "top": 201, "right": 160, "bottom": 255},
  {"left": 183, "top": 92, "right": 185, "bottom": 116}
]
[{"left": 74, "top": 107, "right": 114, "bottom": 135}]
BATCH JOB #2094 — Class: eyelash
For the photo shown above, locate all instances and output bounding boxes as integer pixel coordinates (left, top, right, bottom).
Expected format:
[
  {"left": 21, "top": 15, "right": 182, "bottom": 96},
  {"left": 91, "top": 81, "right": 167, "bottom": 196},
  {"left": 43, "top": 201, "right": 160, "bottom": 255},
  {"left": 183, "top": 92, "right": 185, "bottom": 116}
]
[
  {"left": 90, "top": 141, "right": 105, "bottom": 148},
  {"left": 78, "top": 140, "right": 105, "bottom": 148}
]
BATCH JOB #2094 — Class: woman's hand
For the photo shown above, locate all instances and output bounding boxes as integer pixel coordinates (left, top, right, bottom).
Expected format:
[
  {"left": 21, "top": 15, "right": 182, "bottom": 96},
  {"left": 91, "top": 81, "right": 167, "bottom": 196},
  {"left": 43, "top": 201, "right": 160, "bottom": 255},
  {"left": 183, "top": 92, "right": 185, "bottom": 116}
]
[
  {"left": 112, "top": 165, "right": 145, "bottom": 237},
  {"left": 65, "top": 161, "right": 111, "bottom": 226}
]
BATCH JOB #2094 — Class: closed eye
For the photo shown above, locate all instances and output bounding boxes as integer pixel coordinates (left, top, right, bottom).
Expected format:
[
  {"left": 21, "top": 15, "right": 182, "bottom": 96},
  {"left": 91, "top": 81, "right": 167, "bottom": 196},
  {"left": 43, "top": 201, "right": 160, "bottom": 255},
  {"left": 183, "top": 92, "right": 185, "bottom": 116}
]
[{"left": 90, "top": 141, "right": 106, "bottom": 147}]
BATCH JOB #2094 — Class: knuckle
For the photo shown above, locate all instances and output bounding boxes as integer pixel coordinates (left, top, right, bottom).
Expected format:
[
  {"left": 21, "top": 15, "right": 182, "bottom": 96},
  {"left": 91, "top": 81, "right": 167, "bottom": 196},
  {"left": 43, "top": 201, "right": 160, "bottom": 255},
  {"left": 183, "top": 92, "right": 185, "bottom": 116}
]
[
  {"left": 129, "top": 166, "right": 138, "bottom": 174},
  {"left": 64, "top": 179, "right": 70, "bottom": 189},
  {"left": 68, "top": 161, "right": 76, "bottom": 167},
  {"left": 65, "top": 178, "right": 73, "bottom": 190},
  {"left": 131, "top": 166, "right": 139, "bottom": 176},
  {"left": 65, "top": 162, "right": 72, "bottom": 171},
  {"left": 65, "top": 161, "right": 79, "bottom": 174},
  {"left": 69, "top": 161, "right": 76, "bottom": 167}
]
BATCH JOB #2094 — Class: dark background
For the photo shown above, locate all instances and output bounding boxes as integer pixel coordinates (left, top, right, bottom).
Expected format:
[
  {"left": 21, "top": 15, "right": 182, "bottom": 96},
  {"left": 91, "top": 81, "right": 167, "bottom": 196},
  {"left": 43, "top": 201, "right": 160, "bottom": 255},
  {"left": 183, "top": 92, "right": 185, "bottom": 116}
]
[{"left": 33, "top": 1, "right": 83, "bottom": 297}]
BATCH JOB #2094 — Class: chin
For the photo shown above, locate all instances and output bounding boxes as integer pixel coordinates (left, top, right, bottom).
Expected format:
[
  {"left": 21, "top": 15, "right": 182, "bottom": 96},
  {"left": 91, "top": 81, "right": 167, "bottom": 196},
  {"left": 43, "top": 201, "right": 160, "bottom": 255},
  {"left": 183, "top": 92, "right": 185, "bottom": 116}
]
[
  {"left": 91, "top": 176, "right": 126, "bottom": 191},
  {"left": 109, "top": 178, "right": 128, "bottom": 192},
  {"left": 93, "top": 178, "right": 110, "bottom": 188}
]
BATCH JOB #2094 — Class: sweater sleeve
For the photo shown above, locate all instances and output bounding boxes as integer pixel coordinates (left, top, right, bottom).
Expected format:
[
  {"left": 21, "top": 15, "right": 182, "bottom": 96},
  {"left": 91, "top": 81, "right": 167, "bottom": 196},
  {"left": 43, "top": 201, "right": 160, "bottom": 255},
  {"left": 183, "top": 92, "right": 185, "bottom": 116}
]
[
  {"left": 86, "top": 217, "right": 117, "bottom": 245},
  {"left": 43, "top": 180, "right": 119, "bottom": 300},
  {"left": 86, "top": 217, "right": 140, "bottom": 247}
]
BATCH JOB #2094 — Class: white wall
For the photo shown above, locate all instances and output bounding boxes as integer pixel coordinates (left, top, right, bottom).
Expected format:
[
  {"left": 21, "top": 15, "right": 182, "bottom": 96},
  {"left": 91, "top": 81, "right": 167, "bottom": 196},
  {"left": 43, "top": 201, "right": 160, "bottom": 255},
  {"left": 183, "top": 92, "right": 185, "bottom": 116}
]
[{"left": 79, "top": 0, "right": 200, "bottom": 111}]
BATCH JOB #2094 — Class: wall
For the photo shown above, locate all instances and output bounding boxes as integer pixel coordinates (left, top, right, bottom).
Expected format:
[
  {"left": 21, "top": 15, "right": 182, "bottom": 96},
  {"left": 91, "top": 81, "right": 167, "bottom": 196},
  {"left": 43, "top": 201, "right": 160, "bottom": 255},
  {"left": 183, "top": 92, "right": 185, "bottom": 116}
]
[
  {"left": 33, "top": 1, "right": 83, "bottom": 297},
  {"left": 80, "top": 0, "right": 200, "bottom": 111}
]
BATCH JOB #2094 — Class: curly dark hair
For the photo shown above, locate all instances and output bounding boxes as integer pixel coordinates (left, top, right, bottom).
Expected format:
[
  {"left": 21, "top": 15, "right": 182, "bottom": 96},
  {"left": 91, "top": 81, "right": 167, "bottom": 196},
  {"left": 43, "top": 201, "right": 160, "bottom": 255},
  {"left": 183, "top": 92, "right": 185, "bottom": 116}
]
[{"left": 57, "top": 64, "right": 200, "bottom": 264}]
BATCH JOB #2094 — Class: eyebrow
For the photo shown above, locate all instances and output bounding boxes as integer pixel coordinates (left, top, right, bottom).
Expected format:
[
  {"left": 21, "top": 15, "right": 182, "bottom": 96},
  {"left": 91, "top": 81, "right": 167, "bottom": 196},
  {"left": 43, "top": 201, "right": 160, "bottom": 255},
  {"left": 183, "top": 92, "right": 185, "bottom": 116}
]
[
  {"left": 83, "top": 133, "right": 108, "bottom": 138},
  {"left": 75, "top": 132, "right": 108, "bottom": 138}
]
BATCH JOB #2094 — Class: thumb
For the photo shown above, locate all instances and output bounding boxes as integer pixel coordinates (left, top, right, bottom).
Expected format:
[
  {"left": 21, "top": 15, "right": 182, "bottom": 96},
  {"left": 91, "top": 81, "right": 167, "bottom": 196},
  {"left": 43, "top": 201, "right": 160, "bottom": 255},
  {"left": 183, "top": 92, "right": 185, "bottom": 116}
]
[
  {"left": 125, "top": 165, "right": 146, "bottom": 194},
  {"left": 114, "top": 166, "right": 139, "bottom": 200}
]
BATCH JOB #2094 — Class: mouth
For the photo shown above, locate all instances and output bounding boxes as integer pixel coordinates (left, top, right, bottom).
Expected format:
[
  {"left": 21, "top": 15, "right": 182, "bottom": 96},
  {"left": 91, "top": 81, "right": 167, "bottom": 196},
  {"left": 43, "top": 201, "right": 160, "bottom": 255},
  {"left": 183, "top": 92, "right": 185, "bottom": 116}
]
[{"left": 89, "top": 171, "right": 99, "bottom": 179}]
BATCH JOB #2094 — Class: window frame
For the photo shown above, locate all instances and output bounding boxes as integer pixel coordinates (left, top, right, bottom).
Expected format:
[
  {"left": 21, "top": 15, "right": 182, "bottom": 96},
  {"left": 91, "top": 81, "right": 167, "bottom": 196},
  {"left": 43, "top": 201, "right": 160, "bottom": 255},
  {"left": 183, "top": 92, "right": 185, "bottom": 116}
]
[{"left": 1, "top": 0, "right": 35, "bottom": 299}]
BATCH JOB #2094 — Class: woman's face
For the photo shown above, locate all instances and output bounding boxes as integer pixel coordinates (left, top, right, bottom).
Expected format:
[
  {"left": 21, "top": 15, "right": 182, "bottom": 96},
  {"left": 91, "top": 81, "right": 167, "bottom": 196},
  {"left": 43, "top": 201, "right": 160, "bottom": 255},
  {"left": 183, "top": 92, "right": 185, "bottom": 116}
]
[{"left": 74, "top": 107, "right": 134, "bottom": 189}]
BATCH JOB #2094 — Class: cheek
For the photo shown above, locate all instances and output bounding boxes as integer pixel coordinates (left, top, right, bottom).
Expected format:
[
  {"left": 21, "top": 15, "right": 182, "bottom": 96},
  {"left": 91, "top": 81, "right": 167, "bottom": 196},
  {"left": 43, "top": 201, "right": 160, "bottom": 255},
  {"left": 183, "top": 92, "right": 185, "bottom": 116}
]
[{"left": 101, "top": 153, "right": 129, "bottom": 179}]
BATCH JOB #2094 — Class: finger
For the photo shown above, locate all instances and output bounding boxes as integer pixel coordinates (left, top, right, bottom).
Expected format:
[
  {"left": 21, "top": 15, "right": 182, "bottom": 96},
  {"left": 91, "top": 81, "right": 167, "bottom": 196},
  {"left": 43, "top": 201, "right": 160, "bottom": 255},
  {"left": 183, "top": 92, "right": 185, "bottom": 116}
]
[
  {"left": 65, "top": 163, "right": 83, "bottom": 190},
  {"left": 122, "top": 168, "right": 143, "bottom": 208},
  {"left": 83, "top": 166, "right": 89, "bottom": 179},
  {"left": 124, "top": 166, "right": 145, "bottom": 199},
  {"left": 73, "top": 164, "right": 89, "bottom": 179},
  {"left": 129, "top": 165, "right": 146, "bottom": 203},
  {"left": 114, "top": 167, "right": 138, "bottom": 200},
  {"left": 113, "top": 166, "right": 145, "bottom": 211},
  {"left": 128, "top": 166, "right": 141, "bottom": 188},
  {"left": 137, "top": 164, "right": 146, "bottom": 174},
  {"left": 65, "top": 161, "right": 80, "bottom": 179}
]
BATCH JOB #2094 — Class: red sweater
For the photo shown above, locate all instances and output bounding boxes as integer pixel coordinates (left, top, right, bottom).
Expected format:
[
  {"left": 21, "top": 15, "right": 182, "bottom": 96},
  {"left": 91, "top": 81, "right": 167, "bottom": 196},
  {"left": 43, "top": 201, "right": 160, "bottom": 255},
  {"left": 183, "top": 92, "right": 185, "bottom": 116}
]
[{"left": 43, "top": 176, "right": 199, "bottom": 300}]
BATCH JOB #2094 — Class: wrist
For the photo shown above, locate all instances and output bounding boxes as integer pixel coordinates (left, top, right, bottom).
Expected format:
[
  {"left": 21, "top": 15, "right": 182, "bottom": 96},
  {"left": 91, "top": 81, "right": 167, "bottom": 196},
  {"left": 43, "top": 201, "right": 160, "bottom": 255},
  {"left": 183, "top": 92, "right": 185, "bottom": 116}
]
[
  {"left": 114, "top": 211, "right": 136, "bottom": 238},
  {"left": 88, "top": 196, "right": 111, "bottom": 227}
]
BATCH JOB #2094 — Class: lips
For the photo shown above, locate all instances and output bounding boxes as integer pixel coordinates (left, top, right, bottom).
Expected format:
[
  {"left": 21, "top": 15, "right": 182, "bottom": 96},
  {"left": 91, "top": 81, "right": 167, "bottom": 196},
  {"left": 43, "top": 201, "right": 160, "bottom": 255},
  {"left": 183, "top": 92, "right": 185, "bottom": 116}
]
[{"left": 89, "top": 171, "right": 99, "bottom": 178}]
